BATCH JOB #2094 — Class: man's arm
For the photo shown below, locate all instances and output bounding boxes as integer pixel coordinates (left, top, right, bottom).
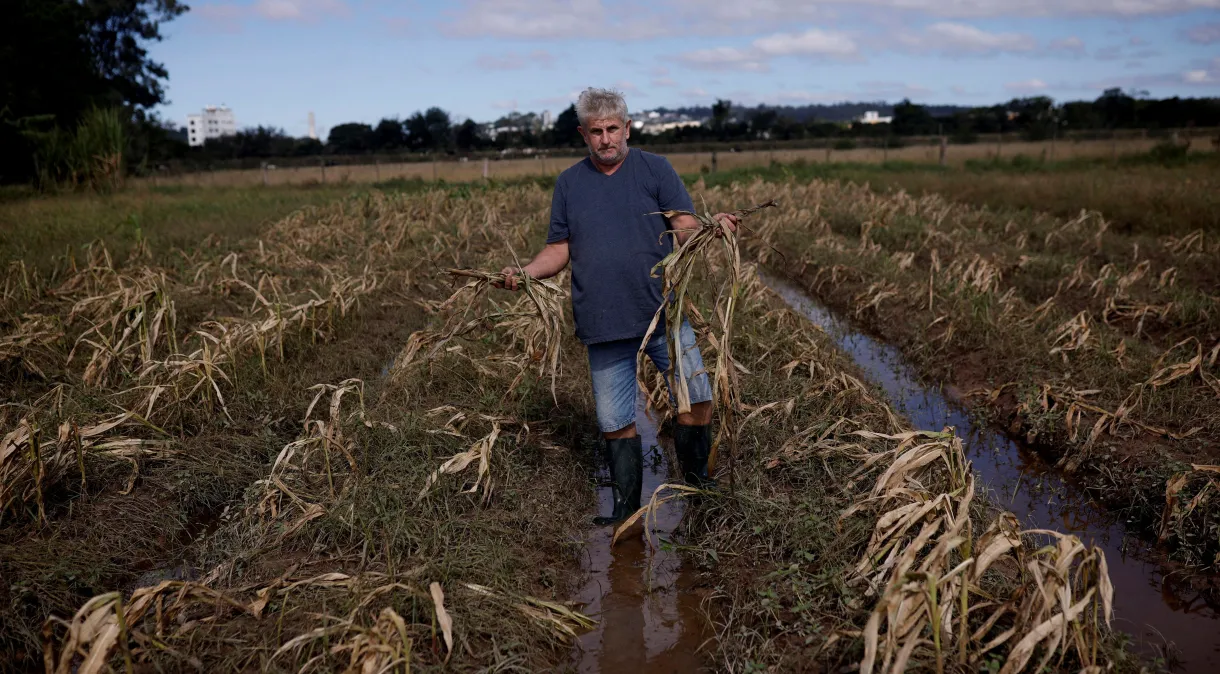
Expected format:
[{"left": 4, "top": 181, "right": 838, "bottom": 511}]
[{"left": 498, "top": 240, "right": 570, "bottom": 291}]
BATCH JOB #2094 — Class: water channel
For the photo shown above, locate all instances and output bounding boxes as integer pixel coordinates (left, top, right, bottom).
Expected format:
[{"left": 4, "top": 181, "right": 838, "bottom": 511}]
[{"left": 764, "top": 271, "right": 1219, "bottom": 672}]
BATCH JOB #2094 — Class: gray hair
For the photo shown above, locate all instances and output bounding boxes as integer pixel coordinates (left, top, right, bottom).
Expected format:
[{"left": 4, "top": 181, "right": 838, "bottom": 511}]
[{"left": 575, "top": 87, "right": 628, "bottom": 127}]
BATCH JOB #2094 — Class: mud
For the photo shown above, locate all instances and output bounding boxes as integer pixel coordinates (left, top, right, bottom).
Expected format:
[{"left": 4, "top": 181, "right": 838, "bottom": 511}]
[{"left": 571, "top": 398, "right": 711, "bottom": 673}]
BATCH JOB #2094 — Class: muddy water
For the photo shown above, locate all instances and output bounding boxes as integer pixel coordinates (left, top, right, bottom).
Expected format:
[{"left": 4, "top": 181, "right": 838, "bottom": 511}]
[
  {"left": 570, "top": 398, "right": 709, "bottom": 673},
  {"left": 763, "top": 271, "right": 1219, "bottom": 672}
]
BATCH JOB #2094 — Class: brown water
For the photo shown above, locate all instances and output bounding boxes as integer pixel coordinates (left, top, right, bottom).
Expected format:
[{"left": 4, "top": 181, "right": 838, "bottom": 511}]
[
  {"left": 570, "top": 399, "right": 710, "bottom": 673},
  {"left": 763, "top": 271, "right": 1219, "bottom": 673}
]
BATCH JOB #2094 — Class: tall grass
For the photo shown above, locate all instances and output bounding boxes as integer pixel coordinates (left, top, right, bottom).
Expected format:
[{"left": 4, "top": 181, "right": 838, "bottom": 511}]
[{"left": 30, "top": 107, "right": 126, "bottom": 194}]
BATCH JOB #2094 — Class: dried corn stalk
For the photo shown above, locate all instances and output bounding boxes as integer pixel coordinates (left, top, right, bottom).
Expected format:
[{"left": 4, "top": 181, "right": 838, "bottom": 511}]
[
  {"left": 845, "top": 429, "right": 1114, "bottom": 674},
  {"left": 636, "top": 198, "right": 778, "bottom": 484}
]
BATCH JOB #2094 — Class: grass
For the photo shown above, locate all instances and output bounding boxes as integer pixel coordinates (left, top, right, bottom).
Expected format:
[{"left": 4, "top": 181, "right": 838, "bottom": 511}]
[{"left": 696, "top": 151, "right": 1220, "bottom": 237}]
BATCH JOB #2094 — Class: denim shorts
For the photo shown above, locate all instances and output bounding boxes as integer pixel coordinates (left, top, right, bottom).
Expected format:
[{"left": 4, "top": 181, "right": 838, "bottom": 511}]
[{"left": 587, "top": 321, "right": 713, "bottom": 433}]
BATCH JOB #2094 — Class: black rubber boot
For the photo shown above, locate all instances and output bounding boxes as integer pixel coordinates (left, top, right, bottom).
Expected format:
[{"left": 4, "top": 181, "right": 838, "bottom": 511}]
[
  {"left": 674, "top": 423, "right": 713, "bottom": 487},
  {"left": 592, "top": 436, "right": 643, "bottom": 526}
]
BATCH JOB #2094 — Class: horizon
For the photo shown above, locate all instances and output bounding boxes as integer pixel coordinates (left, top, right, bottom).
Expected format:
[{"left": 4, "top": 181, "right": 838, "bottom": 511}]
[{"left": 150, "top": 1, "right": 1220, "bottom": 139}]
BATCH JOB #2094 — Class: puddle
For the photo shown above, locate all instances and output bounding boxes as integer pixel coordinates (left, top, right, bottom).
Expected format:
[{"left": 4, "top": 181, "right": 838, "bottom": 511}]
[
  {"left": 763, "top": 271, "right": 1219, "bottom": 672},
  {"left": 571, "top": 398, "right": 709, "bottom": 673}
]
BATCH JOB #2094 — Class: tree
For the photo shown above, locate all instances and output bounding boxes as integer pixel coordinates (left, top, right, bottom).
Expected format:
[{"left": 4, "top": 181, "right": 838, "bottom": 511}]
[
  {"left": 327, "top": 123, "right": 373, "bottom": 154},
  {"left": 372, "top": 118, "right": 406, "bottom": 151},
  {"left": 1095, "top": 88, "right": 1138, "bottom": 128},
  {"left": 424, "top": 107, "right": 452, "bottom": 151},
  {"left": 549, "top": 104, "right": 581, "bottom": 147},
  {"left": 1, "top": 0, "right": 189, "bottom": 183},
  {"left": 891, "top": 99, "right": 935, "bottom": 136},
  {"left": 454, "top": 119, "right": 484, "bottom": 152},
  {"left": 711, "top": 98, "right": 732, "bottom": 139},
  {"left": 748, "top": 108, "right": 779, "bottom": 139}
]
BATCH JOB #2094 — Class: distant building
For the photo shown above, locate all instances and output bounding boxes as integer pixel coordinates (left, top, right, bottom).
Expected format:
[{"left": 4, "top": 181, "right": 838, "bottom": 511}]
[
  {"left": 859, "top": 110, "right": 893, "bottom": 124},
  {"left": 631, "top": 109, "right": 703, "bottom": 134},
  {"left": 540, "top": 110, "right": 553, "bottom": 131},
  {"left": 186, "top": 105, "right": 237, "bottom": 147}
]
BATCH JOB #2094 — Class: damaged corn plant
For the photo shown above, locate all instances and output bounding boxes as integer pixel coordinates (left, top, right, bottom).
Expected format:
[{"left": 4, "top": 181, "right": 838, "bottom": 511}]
[{"left": 636, "top": 198, "right": 778, "bottom": 485}]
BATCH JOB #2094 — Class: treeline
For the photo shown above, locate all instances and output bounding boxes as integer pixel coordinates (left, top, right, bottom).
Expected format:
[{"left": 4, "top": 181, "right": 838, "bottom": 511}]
[
  {"left": 183, "top": 89, "right": 1219, "bottom": 166},
  {"left": 186, "top": 107, "right": 586, "bottom": 163},
  {"left": 644, "top": 91, "right": 1220, "bottom": 145}
]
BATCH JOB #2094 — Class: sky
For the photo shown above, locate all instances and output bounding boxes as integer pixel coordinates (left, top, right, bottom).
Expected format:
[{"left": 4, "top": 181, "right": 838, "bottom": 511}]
[{"left": 150, "top": 0, "right": 1220, "bottom": 139}]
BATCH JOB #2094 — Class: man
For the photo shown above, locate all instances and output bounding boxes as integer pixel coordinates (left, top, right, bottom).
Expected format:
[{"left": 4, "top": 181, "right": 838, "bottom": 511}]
[{"left": 499, "top": 87, "right": 738, "bottom": 526}]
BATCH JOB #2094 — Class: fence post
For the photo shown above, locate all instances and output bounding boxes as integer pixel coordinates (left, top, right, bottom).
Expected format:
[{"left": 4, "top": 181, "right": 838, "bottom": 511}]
[
  {"left": 995, "top": 133, "right": 1002, "bottom": 158},
  {"left": 711, "top": 150, "right": 718, "bottom": 173},
  {"left": 261, "top": 161, "right": 268, "bottom": 187},
  {"left": 375, "top": 159, "right": 380, "bottom": 182},
  {"left": 939, "top": 135, "right": 947, "bottom": 167},
  {"left": 432, "top": 158, "right": 438, "bottom": 182},
  {"left": 883, "top": 136, "right": 889, "bottom": 164},
  {"left": 825, "top": 144, "right": 831, "bottom": 163},
  {"left": 320, "top": 158, "right": 326, "bottom": 184},
  {"left": 482, "top": 157, "right": 489, "bottom": 180}
]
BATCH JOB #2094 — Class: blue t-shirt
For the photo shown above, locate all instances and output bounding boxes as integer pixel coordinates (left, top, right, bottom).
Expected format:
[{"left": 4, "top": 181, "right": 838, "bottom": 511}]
[{"left": 547, "top": 149, "right": 695, "bottom": 345}]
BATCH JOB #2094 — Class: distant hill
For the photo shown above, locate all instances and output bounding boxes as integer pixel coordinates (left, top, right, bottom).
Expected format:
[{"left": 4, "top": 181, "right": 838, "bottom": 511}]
[{"left": 656, "top": 102, "right": 973, "bottom": 123}]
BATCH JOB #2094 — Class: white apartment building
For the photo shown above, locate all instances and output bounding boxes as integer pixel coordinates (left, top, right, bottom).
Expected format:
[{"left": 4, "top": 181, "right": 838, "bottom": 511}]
[
  {"left": 859, "top": 110, "right": 894, "bottom": 124},
  {"left": 186, "top": 105, "right": 237, "bottom": 146}
]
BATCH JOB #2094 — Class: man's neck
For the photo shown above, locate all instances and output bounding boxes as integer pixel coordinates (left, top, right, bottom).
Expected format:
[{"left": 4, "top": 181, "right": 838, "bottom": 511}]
[{"left": 592, "top": 147, "right": 629, "bottom": 175}]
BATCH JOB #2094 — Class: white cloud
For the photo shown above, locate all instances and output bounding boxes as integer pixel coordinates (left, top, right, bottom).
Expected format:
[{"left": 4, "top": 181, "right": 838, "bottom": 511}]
[
  {"left": 752, "top": 28, "right": 858, "bottom": 57},
  {"left": 441, "top": 0, "right": 665, "bottom": 39},
  {"left": 676, "top": 27, "right": 856, "bottom": 72},
  {"left": 475, "top": 50, "right": 555, "bottom": 71},
  {"left": 649, "top": 65, "right": 670, "bottom": 77},
  {"left": 253, "top": 0, "right": 348, "bottom": 21},
  {"left": 1183, "top": 69, "right": 1210, "bottom": 83},
  {"left": 1048, "top": 36, "right": 1085, "bottom": 54},
  {"left": 491, "top": 99, "right": 520, "bottom": 110},
  {"left": 194, "top": 0, "right": 348, "bottom": 28},
  {"left": 859, "top": 81, "right": 933, "bottom": 97},
  {"left": 652, "top": 77, "right": 678, "bottom": 87},
  {"left": 680, "top": 87, "right": 710, "bottom": 98},
  {"left": 615, "top": 80, "right": 641, "bottom": 93},
  {"left": 1005, "top": 78, "right": 1048, "bottom": 92},
  {"left": 1185, "top": 22, "right": 1220, "bottom": 44},
  {"left": 678, "top": 46, "right": 772, "bottom": 72},
  {"left": 900, "top": 22, "right": 1036, "bottom": 54},
  {"left": 668, "top": 0, "right": 1216, "bottom": 22}
]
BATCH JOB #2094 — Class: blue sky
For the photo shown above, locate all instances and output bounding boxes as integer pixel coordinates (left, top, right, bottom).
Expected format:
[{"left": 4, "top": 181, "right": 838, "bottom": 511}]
[{"left": 150, "top": 0, "right": 1220, "bottom": 139}]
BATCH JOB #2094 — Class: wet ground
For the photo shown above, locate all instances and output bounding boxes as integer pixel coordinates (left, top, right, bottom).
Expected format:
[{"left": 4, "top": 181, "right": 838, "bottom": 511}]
[
  {"left": 570, "top": 399, "right": 710, "bottom": 673},
  {"left": 763, "top": 271, "right": 1219, "bottom": 673}
]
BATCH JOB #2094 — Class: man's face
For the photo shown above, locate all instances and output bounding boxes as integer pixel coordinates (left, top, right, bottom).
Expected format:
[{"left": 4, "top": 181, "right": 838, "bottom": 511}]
[{"left": 579, "top": 117, "right": 630, "bottom": 166}]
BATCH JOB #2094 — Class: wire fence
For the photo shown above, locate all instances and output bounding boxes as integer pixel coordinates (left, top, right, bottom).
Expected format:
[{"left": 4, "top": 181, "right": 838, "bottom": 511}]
[{"left": 133, "top": 130, "right": 1218, "bottom": 190}]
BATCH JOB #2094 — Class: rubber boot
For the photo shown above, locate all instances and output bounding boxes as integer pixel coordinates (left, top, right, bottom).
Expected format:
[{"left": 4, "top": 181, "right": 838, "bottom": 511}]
[
  {"left": 592, "top": 436, "right": 643, "bottom": 526},
  {"left": 674, "top": 423, "right": 713, "bottom": 487}
]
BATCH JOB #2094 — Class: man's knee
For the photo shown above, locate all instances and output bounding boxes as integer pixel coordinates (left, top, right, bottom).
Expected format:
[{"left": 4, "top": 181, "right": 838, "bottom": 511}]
[
  {"left": 678, "top": 400, "right": 713, "bottom": 426},
  {"left": 604, "top": 423, "right": 637, "bottom": 440}
]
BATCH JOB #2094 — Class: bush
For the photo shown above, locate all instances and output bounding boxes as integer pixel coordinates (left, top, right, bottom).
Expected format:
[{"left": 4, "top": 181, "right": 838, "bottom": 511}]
[
  {"left": 1147, "top": 141, "right": 1190, "bottom": 164},
  {"left": 832, "top": 138, "right": 857, "bottom": 151},
  {"left": 29, "top": 107, "right": 125, "bottom": 193}
]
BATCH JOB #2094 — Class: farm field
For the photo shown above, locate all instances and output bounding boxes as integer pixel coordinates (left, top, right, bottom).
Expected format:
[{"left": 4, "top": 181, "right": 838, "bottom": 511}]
[{"left": 0, "top": 158, "right": 1207, "bottom": 673}]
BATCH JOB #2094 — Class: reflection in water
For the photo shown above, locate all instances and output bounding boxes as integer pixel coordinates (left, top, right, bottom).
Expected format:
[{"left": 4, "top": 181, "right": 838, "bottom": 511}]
[
  {"left": 763, "top": 272, "right": 1219, "bottom": 673},
  {"left": 571, "top": 399, "right": 708, "bottom": 673}
]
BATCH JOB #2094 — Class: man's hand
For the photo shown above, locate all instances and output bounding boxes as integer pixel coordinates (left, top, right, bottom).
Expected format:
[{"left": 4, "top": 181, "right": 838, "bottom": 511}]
[
  {"left": 713, "top": 212, "right": 740, "bottom": 237},
  {"left": 496, "top": 266, "right": 524, "bottom": 291}
]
